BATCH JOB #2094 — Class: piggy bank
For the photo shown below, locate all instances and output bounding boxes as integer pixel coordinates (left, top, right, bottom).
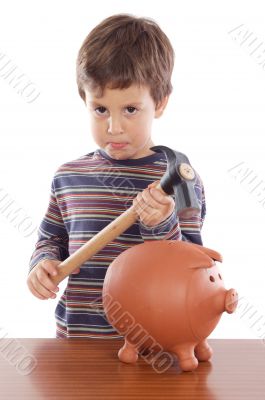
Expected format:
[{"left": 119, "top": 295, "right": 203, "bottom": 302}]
[{"left": 102, "top": 240, "right": 238, "bottom": 372}]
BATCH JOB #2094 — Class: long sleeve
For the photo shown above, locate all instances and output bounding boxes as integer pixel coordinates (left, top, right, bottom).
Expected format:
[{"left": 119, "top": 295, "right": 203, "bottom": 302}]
[
  {"left": 179, "top": 171, "right": 206, "bottom": 245},
  {"left": 28, "top": 179, "right": 69, "bottom": 273},
  {"left": 139, "top": 207, "right": 182, "bottom": 241}
]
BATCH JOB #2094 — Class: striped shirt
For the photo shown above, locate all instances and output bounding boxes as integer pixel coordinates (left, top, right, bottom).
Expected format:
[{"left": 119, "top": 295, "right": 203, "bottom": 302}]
[{"left": 29, "top": 148, "right": 206, "bottom": 338}]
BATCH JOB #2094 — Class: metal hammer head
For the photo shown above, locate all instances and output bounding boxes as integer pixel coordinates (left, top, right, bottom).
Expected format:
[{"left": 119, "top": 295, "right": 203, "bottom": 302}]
[{"left": 150, "top": 145, "right": 201, "bottom": 218}]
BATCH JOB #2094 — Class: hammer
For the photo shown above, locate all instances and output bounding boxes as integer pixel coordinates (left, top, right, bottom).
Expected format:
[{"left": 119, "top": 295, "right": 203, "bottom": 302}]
[{"left": 51, "top": 145, "right": 201, "bottom": 285}]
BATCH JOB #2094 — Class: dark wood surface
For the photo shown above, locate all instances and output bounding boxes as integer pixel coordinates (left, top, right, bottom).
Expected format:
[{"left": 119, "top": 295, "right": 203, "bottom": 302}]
[{"left": 0, "top": 339, "right": 264, "bottom": 399}]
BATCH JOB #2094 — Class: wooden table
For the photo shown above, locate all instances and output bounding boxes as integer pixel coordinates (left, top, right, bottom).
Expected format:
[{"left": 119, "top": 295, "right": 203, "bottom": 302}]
[{"left": 0, "top": 339, "right": 264, "bottom": 399}]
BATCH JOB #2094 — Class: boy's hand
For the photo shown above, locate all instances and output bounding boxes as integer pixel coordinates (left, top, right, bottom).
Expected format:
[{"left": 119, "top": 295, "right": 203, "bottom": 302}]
[
  {"left": 27, "top": 259, "right": 80, "bottom": 300},
  {"left": 132, "top": 180, "right": 175, "bottom": 227}
]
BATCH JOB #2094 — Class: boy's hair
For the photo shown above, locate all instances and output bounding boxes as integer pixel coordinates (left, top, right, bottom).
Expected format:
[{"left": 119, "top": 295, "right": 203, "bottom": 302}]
[{"left": 76, "top": 14, "right": 174, "bottom": 106}]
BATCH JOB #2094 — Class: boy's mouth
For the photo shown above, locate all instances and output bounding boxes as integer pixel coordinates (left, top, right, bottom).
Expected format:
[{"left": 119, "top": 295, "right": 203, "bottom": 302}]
[{"left": 108, "top": 142, "right": 128, "bottom": 149}]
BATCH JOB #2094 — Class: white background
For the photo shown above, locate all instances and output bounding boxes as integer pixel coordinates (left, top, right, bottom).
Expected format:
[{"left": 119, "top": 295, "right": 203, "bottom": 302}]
[{"left": 0, "top": 0, "right": 264, "bottom": 339}]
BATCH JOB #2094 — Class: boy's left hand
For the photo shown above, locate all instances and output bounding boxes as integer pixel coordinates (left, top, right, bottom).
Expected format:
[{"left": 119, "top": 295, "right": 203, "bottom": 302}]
[{"left": 132, "top": 180, "right": 175, "bottom": 227}]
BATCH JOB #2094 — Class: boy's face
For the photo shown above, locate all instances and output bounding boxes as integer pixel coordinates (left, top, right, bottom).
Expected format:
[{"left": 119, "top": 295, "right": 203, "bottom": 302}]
[{"left": 84, "top": 84, "right": 168, "bottom": 160}]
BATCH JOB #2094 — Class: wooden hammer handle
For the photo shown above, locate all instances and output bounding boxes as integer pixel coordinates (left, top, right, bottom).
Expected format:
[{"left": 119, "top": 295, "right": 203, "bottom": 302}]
[{"left": 51, "top": 183, "right": 164, "bottom": 285}]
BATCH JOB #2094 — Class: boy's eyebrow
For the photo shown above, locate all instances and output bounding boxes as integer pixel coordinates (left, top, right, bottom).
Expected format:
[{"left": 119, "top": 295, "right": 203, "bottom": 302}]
[{"left": 88, "top": 101, "right": 144, "bottom": 107}]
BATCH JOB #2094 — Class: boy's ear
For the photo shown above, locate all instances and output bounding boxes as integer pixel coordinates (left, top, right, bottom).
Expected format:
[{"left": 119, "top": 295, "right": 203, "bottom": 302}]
[{"left": 155, "top": 96, "right": 169, "bottom": 118}]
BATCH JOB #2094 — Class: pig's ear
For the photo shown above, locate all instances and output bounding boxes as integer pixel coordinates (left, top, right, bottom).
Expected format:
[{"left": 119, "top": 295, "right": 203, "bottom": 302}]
[
  {"left": 188, "top": 244, "right": 223, "bottom": 269},
  {"left": 189, "top": 243, "right": 223, "bottom": 263},
  {"left": 200, "top": 245, "right": 222, "bottom": 263}
]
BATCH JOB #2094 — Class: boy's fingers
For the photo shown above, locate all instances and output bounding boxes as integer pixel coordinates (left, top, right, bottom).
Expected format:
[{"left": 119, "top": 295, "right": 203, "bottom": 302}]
[
  {"left": 141, "top": 188, "right": 171, "bottom": 209},
  {"left": 27, "top": 280, "right": 47, "bottom": 300},
  {"left": 141, "top": 189, "right": 159, "bottom": 209},
  {"left": 35, "top": 279, "right": 57, "bottom": 299},
  {"left": 147, "top": 180, "right": 160, "bottom": 189},
  {"left": 133, "top": 196, "right": 157, "bottom": 223},
  {"left": 34, "top": 271, "right": 59, "bottom": 297},
  {"left": 149, "top": 188, "right": 172, "bottom": 205},
  {"left": 72, "top": 268, "right": 80, "bottom": 274}
]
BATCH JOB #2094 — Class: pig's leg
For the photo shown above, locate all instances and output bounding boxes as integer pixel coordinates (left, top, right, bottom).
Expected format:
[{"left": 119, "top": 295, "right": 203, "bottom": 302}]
[
  {"left": 118, "top": 339, "right": 138, "bottom": 363},
  {"left": 171, "top": 344, "right": 198, "bottom": 372},
  {"left": 194, "top": 339, "right": 213, "bottom": 361}
]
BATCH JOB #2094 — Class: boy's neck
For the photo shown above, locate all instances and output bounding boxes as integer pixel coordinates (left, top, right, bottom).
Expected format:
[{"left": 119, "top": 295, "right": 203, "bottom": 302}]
[{"left": 97, "top": 147, "right": 162, "bottom": 165}]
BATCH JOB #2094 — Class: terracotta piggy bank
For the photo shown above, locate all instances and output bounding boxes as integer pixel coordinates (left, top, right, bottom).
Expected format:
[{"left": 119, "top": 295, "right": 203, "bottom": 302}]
[{"left": 102, "top": 240, "right": 238, "bottom": 372}]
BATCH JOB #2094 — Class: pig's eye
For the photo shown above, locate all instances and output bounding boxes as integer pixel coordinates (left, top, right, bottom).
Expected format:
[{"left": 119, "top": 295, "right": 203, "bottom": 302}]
[
  {"left": 218, "top": 273, "right": 222, "bottom": 280},
  {"left": 209, "top": 275, "right": 215, "bottom": 282}
]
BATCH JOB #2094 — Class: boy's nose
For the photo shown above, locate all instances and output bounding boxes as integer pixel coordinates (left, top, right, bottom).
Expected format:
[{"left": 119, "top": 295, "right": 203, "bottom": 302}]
[{"left": 107, "top": 116, "right": 124, "bottom": 135}]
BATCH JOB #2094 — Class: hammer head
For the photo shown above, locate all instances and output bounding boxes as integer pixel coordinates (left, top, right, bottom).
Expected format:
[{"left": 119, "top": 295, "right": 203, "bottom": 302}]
[{"left": 150, "top": 145, "right": 201, "bottom": 219}]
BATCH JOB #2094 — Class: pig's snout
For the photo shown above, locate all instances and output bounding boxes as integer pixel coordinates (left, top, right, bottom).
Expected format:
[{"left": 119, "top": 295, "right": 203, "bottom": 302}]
[{"left": 225, "top": 289, "right": 238, "bottom": 313}]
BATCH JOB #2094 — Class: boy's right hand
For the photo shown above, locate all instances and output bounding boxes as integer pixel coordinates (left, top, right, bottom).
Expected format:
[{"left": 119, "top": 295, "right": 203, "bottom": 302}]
[{"left": 27, "top": 259, "right": 80, "bottom": 300}]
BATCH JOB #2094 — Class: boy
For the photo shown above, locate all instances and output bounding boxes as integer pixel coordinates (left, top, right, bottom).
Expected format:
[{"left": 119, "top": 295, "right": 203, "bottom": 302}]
[{"left": 27, "top": 14, "right": 206, "bottom": 339}]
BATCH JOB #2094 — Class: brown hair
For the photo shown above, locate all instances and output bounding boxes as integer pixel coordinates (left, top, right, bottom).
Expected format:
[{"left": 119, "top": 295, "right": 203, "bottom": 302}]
[{"left": 76, "top": 14, "right": 174, "bottom": 105}]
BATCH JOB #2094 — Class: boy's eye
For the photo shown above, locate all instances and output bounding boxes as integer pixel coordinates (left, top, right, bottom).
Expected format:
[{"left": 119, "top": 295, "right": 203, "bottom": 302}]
[
  {"left": 95, "top": 106, "right": 107, "bottom": 115},
  {"left": 94, "top": 106, "right": 137, "bottom": 115},
  {"left": 125, "top": 106, "right": 137, "bottom": 114}
]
